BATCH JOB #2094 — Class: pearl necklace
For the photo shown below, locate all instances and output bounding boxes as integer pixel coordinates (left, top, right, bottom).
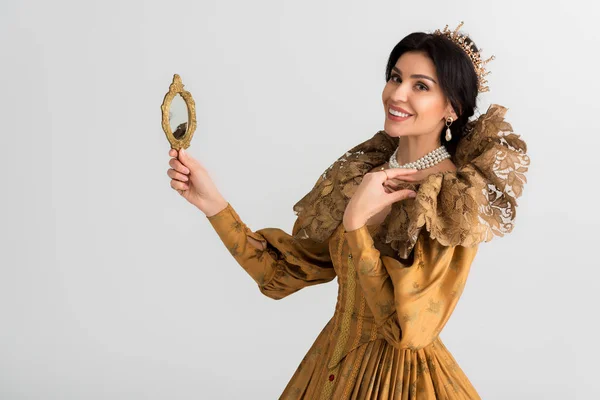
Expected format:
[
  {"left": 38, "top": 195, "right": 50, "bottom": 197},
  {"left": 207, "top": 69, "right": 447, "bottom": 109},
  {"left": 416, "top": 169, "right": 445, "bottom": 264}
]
[{"left": 388, "top": 145, "right": 450, "bottom": 170}]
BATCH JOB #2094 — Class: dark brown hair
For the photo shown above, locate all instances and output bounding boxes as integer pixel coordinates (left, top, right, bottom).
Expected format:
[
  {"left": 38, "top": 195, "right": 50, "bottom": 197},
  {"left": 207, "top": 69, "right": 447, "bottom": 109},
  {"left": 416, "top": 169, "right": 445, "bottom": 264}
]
[{"left": 385, "top": 32, "right": 480, "bottom": 157}]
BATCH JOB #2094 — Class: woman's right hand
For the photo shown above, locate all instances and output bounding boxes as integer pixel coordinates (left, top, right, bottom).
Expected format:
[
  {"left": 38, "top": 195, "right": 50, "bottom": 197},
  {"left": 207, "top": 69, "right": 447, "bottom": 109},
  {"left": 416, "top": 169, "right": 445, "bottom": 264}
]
[{"left": 167, "top": 148, "right": 227, "bottom": 216}]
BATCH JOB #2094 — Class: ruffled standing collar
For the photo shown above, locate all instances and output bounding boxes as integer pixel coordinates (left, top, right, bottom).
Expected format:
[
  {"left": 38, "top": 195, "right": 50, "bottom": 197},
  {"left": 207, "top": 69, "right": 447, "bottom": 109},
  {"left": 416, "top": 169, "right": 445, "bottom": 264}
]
[{"left": 292, "top": 104, "right": 531, "bottom": 259}]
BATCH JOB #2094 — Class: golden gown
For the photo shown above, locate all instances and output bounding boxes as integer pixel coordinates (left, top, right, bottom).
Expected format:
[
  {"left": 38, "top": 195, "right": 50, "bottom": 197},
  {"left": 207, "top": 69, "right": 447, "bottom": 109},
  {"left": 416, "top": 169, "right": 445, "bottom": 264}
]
[{"left": 206, "top": 104, "right": 530, "bottom": 399}]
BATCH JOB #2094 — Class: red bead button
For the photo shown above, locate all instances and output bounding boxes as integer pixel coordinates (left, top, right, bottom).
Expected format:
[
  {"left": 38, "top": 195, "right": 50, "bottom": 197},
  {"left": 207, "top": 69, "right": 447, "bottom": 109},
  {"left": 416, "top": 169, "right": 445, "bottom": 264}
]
[{"left": 329, "top": 374, "right": 335, "bottom": 381}]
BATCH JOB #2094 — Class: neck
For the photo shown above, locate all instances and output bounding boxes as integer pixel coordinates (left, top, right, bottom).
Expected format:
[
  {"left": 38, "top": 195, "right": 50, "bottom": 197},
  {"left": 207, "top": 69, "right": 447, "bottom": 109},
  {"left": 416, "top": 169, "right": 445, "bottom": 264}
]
[{"left": 396, "top": 134, "right": 443, "bottom": 166}]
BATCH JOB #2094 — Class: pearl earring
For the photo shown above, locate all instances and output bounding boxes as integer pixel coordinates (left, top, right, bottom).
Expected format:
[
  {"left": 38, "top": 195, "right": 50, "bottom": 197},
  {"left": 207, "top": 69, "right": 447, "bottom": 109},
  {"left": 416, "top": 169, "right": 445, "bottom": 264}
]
[{"left": 445, "top": 117, "right": 453, "bottom": 141}]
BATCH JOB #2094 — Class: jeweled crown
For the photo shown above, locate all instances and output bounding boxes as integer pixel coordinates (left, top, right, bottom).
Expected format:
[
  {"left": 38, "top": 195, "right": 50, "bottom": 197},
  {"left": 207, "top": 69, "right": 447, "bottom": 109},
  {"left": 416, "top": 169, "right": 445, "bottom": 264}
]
[{"left": 433, "top": 21, "right": 495, "bottom": 93}]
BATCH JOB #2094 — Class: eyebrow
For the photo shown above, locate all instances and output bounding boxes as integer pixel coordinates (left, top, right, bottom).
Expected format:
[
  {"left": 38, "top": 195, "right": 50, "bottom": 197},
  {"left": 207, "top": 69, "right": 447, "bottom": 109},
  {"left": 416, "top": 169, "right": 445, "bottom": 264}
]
[{"left": 392, "top": 67, "right": 437, "bottom": 84}]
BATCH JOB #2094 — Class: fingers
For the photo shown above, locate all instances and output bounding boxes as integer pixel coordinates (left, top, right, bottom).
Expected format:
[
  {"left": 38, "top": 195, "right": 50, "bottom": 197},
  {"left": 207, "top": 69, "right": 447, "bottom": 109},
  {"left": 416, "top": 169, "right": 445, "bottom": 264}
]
[
  {"left": 383, "top": 183, "right": 409, "bottom": 193},
  {"left": 167, "top": 168, "right": 189, "bottom": 182},
  {"left": 368, "top": 168, "right": 419, "bottom": 183},
  {"left": 384, "top": 177, "right": 418, "bottom": 190},
  {"left": 380, "top": 184, "right": 418, "bottom": 207},
  {"left": 168, "top": 148, "right": 190, "bottom": 195},
  {"left": 384, "top": 168, "right": 419, "bottom": 178},
  {"left": 383, "top": 182, "right": 397, "bottom": 191},
  {"left": 169, "top": 158, "right": 190, "bottom": 175},
  {"left": 170, "top": 179, "right": 189, "bottom": 192},
  {"left": 389, "top": 188, "right": 418, "bottom": 202},
  {"left": 386, "top": 175, "right": 420, "bottom": 183},
  {"left": 178, "top": 148, "right": 197, "bottom": 169}
]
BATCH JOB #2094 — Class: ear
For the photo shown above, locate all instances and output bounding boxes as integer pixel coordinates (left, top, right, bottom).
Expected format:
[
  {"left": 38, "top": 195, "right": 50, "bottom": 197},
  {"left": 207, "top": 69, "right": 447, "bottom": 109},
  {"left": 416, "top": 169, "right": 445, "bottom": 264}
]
[{"left": 445, "top": 103, "right": 459, "bottom": 121}]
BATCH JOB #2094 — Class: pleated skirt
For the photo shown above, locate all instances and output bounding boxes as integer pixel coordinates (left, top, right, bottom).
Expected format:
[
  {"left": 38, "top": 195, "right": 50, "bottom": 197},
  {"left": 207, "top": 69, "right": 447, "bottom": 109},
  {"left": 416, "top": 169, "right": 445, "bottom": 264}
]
[{"left": 279, "top": 321, "right": 480, "bottom": 400}]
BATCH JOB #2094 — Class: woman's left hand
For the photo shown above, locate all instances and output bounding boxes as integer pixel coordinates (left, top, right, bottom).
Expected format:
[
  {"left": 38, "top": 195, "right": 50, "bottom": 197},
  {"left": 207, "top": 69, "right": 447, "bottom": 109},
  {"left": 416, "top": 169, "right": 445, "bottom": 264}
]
[{"left": 343, "top": 168, "right": 420, "bottom": 231}]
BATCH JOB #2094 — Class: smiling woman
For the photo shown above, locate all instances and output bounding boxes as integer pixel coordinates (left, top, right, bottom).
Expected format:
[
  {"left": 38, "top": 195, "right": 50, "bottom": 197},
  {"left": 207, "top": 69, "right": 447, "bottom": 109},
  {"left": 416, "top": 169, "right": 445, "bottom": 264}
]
[
  {"left": 172, "top": 21, "right": 530, "bottom": 399},
  {"left": 381, "top": 29, "right": 480, "bottom": 164}
]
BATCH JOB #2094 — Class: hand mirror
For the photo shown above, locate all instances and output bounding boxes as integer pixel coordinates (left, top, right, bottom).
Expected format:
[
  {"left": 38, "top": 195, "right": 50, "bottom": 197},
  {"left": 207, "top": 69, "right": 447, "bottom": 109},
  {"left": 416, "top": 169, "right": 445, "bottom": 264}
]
[{"left": 161, "top": 74, "right": 197, "bottom": 150}]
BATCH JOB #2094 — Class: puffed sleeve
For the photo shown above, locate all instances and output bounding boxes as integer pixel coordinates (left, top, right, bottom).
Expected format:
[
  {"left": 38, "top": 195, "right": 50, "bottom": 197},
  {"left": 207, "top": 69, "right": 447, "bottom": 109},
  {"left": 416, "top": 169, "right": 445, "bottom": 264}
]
[
  {"left": 345, "top": 224, "right": 478, "bottom": 350},
  {"left": 206, "top": 202, "right": 336, "bottom": 300}
]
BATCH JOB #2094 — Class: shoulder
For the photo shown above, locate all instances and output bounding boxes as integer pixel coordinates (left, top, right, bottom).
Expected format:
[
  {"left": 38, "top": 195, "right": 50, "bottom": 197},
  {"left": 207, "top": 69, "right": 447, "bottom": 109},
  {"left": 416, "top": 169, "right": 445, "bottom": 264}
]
[
  {"left": 379, "top": 104, "right": 530, "bottom": 258},
  {"left": 292, "top": 130, "right": 397, "bottom": 243},
  {"left": 413, "top": 104, "right": 530, "bottom": 247}
]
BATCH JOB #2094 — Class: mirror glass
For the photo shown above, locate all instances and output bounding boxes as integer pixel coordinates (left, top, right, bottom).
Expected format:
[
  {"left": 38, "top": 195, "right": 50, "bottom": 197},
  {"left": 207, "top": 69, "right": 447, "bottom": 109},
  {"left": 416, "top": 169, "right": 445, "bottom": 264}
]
[{"left": 169, "top": 94, "right": 188, "bottom": 140}]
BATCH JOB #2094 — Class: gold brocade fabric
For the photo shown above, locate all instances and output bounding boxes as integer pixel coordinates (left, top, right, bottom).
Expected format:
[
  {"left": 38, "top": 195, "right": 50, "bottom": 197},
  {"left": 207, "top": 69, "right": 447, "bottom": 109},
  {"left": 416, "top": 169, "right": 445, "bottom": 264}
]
[
  {"left": 205, "top": 104, "right": 529, "bottom": 399},
  {"left": 292, "top": 104, "right": 530, "bottom": 259}
]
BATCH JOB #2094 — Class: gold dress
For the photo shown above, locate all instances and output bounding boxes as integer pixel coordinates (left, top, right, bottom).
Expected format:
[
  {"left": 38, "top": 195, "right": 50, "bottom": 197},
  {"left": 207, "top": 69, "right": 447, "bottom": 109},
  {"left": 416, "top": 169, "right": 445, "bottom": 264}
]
[{"left": 207, "top": 105, "right": 530, "bottom": 399}]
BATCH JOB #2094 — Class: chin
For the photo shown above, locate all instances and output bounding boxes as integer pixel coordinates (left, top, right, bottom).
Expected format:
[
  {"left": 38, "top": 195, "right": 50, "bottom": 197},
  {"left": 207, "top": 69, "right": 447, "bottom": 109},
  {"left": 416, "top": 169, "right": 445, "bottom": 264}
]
[{"left": 383, "top": 124, "right": 405, "bottom": 137}]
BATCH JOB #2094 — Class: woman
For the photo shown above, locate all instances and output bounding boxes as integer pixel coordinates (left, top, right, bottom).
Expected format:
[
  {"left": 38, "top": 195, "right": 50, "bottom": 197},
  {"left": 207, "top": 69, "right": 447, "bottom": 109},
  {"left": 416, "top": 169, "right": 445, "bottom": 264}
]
[{"left": 166, "top": 22, "right": 530, "bottom": 399}]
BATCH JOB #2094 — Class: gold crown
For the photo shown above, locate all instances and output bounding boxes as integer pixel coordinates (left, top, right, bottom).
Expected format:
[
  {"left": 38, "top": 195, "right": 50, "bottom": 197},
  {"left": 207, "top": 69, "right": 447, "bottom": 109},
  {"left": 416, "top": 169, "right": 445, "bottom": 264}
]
[{"left": 433, "top": 21, "right": 495, "bottom": 93}]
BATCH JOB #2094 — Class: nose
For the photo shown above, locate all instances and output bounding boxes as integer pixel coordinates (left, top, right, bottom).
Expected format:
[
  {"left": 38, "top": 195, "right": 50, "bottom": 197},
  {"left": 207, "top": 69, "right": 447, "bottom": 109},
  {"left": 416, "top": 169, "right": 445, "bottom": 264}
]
[{"left": 391, "top": 81, "right": 410, "bottom": 102}]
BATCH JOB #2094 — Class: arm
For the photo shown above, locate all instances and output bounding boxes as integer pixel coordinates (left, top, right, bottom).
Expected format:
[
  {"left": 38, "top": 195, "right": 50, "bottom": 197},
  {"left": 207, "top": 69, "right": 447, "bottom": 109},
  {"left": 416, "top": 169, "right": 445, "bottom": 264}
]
[
  {"left": 207, "top": 203, "right": 336, "bottom": 300},
  {"left": 344, "top": 224, "right": 478, "bottom": 350}
]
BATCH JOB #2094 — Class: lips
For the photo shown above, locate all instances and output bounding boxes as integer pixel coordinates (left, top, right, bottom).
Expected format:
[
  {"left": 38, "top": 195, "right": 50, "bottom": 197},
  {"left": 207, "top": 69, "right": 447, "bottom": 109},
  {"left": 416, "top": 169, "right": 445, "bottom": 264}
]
[
  {"left": 387, "top": 105, "right": 413, "bottom": 122},
  {"left": 388, "top": 105, "right": 413, "bottom": 115}
]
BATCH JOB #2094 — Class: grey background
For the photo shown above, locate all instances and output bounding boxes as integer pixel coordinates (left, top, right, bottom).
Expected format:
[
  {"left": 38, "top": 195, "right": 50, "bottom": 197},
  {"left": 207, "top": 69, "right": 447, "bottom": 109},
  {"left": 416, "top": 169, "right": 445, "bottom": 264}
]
[{"left": 1, "top": 0, "right": 597, "bottom": 399}]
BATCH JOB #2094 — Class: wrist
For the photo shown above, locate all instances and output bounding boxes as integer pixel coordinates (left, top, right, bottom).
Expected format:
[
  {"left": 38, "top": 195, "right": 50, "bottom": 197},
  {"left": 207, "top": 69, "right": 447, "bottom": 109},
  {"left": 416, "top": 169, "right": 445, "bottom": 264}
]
[
  {"left": 201, "top": 197, "right": 229, "bottom": 217},
  {"left": 343, "top": 215, "right": 367, "bottom": 232},
  {"left": 343, "top": 202, "right": 367, "bottom": 232}
]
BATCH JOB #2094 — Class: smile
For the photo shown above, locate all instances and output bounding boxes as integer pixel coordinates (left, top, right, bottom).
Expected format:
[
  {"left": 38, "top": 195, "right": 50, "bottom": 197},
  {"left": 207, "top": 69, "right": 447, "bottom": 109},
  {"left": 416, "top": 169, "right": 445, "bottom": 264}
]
[
  {"left": 389, "top": 109, "right": 411, "bottom": 117},
  {"left": 388, "top": 109, "right": 412, "bottom": 122}
]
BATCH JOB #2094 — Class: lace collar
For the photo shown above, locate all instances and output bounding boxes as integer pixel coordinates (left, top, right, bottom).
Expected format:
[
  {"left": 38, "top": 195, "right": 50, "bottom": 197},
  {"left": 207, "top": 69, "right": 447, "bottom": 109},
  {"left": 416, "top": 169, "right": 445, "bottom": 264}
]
[{"left": 292, "top": 104, "right": 531, "bottom": 259}]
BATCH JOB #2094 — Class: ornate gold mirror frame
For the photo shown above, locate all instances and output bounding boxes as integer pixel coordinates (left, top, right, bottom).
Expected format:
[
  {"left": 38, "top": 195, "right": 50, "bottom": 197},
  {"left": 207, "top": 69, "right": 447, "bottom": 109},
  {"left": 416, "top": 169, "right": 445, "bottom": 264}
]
[{"left": 161, "top": 74, "right": 197, "bottom": 150}]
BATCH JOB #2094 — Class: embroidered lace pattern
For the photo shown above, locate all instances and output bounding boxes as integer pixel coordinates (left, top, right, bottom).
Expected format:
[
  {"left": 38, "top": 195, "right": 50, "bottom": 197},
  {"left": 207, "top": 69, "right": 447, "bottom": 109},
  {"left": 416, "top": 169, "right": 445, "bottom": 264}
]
[{"left": 292, "top": 104, "right": 530, "bottom": 259}]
